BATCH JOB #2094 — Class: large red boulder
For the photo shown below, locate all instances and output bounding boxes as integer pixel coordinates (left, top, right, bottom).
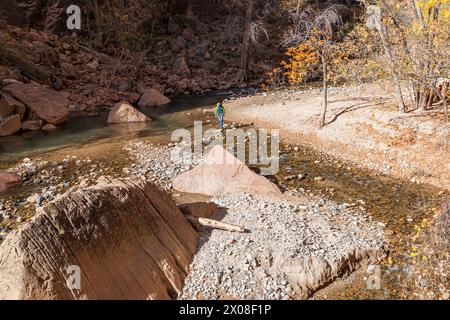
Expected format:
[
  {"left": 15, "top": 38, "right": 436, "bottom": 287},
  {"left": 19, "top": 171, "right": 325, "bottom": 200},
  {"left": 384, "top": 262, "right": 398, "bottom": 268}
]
[{"left": 3, "top": 82, "right": 69, "bottom": 125}]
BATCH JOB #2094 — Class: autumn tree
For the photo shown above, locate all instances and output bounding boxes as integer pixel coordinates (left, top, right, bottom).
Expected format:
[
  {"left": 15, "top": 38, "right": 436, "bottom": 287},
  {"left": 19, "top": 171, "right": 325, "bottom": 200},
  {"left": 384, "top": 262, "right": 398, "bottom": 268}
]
[
  {"left": 361, "top": 0, "right": 449, "bottom": 120},
  {"left": 282, "top": 4, "right": 346, "bottom": 128},
  {"left": 405, "top": 0, "right": 449, "bottom": 120},
  {"left": 366, "top": 3, "right": 407, "bottom": 112},
  {"left": 281, "top": 41, "right": 320, "bottom": 85}
]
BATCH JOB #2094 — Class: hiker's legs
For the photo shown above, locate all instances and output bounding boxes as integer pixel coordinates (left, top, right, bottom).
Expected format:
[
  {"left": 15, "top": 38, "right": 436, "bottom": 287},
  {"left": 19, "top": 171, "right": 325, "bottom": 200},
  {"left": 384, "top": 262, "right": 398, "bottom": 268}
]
[{"left": 218, "top": 113, "right": 223, "bottom": 128}]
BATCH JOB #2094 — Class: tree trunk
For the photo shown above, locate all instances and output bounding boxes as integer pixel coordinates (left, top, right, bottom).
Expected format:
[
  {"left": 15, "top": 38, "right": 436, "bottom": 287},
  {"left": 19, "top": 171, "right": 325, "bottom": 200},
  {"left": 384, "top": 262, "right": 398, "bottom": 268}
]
[
  {"left": 378, "top": 25, "right": 406, "bottom": 113},
  {"left": 296, "top": 0, "right": 301, "bottom": 14},
  {"left": 430, "top": 85, "right": 449, "bottom": 123},
  {"left": 410, "top": 0, "right": 432, "bottom": 112},
  {"left": 417, "top": 85, "right": 428, "bottom": 111},
  {"left": 320, "top": 57, "right": 328, "bottom": 128},
  {"left": 239, "top": 0, "right": 254, "bottom": 83},
  {"left": 408, "top": 80, "right": 417, "bottom": 110},
  {"left": 411, "top": 0, "right": 425, "bottom": 29}
]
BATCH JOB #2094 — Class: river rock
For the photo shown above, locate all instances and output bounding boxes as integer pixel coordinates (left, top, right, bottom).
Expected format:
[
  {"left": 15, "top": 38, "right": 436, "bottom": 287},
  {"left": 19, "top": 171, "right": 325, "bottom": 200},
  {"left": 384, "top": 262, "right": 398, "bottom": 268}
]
[
  {"left": 0, "top": 94, "right": 26, "bottom": 120},
  {"left": 0, "top": 170, "right": 22, "bottom": 194},
  {"left": 0, "top": 114, "right": 21, "bottom": 136},
  {"left": 172, "top": 145, "right": 282, "bottom": 197},
  {"left": 21, "top": 120, "right": 43, "bottom": 131},
  {"left": 3, "top": 82, "right": 69, "bottom": 125},
  {"left": 107, "top": 101, "right": 151, "bottom": 124},
  {"left": 0, "top": 177, "right": 198, "bottom": 300},
  {"left": 138, "top": 89, "right": 171, "bottom": 107}
]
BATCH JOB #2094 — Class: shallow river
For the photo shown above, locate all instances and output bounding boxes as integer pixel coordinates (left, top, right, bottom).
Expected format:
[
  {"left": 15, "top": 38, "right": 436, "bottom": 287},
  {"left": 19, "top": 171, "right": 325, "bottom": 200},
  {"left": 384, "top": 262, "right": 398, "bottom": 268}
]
[{"left": 0, "top": 92, "right": 447, "bottom": 299}]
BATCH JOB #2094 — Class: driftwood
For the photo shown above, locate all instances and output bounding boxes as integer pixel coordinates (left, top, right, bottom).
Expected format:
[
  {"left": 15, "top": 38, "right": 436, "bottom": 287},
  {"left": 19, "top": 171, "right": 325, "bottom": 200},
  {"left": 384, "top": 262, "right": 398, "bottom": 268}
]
[{"left": 184, "top": 214, "right": 247, "bottom": 233}]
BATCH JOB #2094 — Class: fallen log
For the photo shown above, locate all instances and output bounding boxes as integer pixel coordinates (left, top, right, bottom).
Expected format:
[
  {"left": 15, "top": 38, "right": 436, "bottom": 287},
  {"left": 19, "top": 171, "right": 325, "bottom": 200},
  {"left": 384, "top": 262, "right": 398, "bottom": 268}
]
[{"left": 184, "top": 214, "right": 247, "bottom": 233}]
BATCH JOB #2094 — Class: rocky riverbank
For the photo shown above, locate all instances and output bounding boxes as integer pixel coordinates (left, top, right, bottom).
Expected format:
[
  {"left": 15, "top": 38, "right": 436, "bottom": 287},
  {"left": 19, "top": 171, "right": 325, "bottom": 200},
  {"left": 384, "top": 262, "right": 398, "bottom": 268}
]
[
  {"left": 0, "top": 122, "right": 447, "bottom": 299},
  {"left": 0, "top": 138, "right": 389, "bottom": 298}
]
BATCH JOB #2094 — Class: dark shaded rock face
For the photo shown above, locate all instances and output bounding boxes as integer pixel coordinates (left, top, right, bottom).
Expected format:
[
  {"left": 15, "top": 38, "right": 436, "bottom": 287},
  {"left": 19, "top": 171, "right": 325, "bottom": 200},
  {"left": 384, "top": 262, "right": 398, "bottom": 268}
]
[
  {"left": 0, "top": 0, "right": 41, "bottom": 27},
  {"left": 0, "top": 0, "right": 88, "bottom": 32},
  {"left": 0, "top": 177, "right": 198, "bottom": 300},
  {"left": 169, "top": 0, "right": 189, "bottom": 14}
]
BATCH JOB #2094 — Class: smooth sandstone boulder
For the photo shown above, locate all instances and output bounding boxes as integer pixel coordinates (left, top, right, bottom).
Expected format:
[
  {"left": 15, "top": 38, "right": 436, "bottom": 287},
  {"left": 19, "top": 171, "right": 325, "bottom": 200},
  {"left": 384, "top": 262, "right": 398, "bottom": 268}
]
[
  {"left": 173, "top": 145, "right": 282, "bottom": 197},
  {"left": 107, "top": 101, "right": 151, "bottom": 124},
  {"left": 0, "top": 177, "right": 198, "bottom": 300},
  {"left": 0, "top": 170, "right": 22, "bottom": 194},
  {"left": 3, "top": 82, "right": 69, "bottom": 125},
  {"left": 0, "top": 114, "right": 21, "bottom": 136},
  {"left": 138, "top": 89, "right": 171, "bottom": 107}
]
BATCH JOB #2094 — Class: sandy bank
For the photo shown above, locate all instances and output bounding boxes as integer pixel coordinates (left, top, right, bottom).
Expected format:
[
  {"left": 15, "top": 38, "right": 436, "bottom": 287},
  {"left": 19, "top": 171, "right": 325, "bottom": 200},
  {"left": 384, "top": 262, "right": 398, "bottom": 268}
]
[{"left": 225, "top": 83, "right": 449, "bottom": 190}]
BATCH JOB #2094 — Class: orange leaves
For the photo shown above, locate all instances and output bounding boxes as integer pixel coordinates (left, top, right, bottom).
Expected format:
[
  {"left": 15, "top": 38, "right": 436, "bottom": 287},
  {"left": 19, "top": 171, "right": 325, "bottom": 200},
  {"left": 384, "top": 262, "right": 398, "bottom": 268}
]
[{"left": 281, "top": 42, "right": 320, "bottom": 85}]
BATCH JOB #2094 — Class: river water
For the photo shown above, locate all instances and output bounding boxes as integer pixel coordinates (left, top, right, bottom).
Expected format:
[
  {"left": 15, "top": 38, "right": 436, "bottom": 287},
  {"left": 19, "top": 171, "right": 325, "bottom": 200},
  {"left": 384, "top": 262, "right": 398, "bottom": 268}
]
[
  {"left": 0, "top": 93, "right": 230, "bottom": 163},
  {"left": 0, "top": 92, "right": 447, "bottom": 299}
]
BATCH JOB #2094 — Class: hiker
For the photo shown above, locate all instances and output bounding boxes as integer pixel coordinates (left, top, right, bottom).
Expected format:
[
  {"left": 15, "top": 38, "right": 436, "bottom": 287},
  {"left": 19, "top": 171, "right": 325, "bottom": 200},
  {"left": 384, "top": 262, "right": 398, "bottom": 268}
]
[{"left": 214, "top": 102, "right": 225, "bottom": 129}]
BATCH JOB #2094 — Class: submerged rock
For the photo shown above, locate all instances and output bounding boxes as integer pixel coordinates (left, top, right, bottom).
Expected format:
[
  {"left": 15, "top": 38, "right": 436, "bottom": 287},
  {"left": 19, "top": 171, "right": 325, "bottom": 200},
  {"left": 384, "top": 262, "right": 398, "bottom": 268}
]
[
  {"left": 173, "top": 145, "right": 281, "bottom": 197},
  {"left": 0, "top": 177, "right": 198, "bottom": 300}
]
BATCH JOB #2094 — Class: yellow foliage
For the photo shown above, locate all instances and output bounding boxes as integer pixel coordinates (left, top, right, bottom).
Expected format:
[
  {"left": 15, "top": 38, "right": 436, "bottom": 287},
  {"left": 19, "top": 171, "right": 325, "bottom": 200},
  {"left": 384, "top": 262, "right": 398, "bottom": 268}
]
[{"left": 281, "top": 42, "right": 320, "bottom": 85}]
